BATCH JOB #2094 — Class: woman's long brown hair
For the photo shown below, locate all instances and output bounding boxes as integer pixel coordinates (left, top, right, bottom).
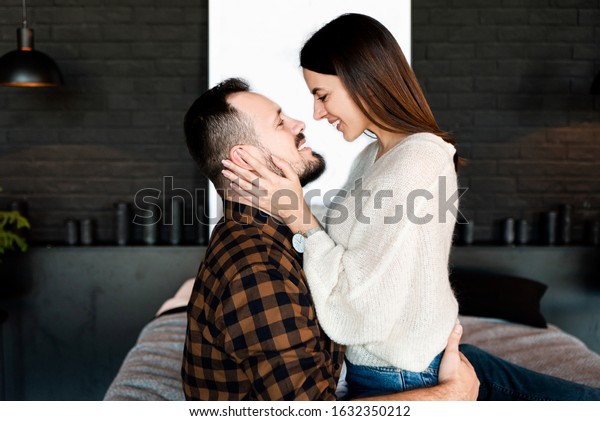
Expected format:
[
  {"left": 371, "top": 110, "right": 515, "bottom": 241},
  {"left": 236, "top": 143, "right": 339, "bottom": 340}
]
[{"left": 300, "top": 13, "right": 462, "bottom": 170}]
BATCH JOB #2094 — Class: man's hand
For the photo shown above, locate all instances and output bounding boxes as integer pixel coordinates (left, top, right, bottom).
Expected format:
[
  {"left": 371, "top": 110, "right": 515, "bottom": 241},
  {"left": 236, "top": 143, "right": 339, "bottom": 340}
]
[{"left": 437, "top": 323, "right": 479, "bottom": 400}]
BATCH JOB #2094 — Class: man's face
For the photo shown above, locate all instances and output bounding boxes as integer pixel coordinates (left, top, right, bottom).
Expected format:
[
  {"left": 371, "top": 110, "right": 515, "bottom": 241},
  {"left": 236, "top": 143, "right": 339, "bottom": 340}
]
[{"left": 228, "top": 91, "right": 325, "bottom": 186}]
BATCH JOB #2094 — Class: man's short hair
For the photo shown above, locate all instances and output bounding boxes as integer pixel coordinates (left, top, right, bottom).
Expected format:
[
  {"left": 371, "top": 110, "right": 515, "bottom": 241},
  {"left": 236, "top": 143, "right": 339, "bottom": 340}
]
[{"left": 184, "top": 78, "right": 259, "bottom": 190}]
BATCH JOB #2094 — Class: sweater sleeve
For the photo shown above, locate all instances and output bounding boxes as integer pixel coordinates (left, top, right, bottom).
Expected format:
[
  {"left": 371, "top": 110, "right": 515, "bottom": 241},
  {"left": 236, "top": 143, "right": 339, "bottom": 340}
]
[{"left": 303, "top": 135, "right": 457, "bottom": 346}]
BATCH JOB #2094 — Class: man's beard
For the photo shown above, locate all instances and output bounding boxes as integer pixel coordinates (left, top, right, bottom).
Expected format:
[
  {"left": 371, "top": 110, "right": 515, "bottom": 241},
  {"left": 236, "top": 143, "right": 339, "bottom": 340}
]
[
  {"left": 297, "top": 152, "right": 326, "bottom": 186},
  {"left": 259, "top": 133, "right": 326, "bottom": 187}
]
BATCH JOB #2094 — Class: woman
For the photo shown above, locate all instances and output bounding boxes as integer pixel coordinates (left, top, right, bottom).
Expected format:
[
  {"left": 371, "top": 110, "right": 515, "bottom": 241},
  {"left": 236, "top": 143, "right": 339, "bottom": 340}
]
[{"left": 222, "top": 13, "right": 600, "bottom": 400}]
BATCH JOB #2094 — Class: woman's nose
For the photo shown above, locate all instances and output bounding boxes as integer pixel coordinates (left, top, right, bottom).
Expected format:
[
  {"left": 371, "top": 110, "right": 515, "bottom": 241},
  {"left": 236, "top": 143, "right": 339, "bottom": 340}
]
[{"left": 313, "top": 100, "right": 326, "bottom": 120}]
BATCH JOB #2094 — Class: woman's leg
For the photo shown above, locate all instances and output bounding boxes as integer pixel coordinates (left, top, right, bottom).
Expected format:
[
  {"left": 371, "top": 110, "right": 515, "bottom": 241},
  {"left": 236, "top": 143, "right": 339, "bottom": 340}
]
[{"left": 460, "top": 344, "right": 600, "bottom": 401}]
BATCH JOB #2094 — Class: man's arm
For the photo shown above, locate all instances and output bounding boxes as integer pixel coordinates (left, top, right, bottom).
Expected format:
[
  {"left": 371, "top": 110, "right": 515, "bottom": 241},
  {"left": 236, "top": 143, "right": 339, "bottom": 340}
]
[{"left": 356, "top": 324, "right": 479, "bottom": 401}]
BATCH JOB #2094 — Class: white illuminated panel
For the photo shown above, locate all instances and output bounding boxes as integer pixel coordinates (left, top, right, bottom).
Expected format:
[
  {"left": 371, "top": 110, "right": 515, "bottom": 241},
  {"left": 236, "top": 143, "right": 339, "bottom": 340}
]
[{"left": 208, "top": 0, "right": 411, "bottom": 234}]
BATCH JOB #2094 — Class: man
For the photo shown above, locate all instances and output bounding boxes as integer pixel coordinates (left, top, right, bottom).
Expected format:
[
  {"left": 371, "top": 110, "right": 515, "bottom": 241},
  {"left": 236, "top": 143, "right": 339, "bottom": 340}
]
[{"left": 181, "top": 78, "right": 478, "bottom": 400}]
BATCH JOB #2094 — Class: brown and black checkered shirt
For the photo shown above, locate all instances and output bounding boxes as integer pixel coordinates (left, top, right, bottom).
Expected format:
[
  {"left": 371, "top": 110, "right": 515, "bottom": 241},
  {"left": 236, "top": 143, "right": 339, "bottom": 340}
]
[{"left": 182, "top": 200, "right": 345, "bottom": 400}]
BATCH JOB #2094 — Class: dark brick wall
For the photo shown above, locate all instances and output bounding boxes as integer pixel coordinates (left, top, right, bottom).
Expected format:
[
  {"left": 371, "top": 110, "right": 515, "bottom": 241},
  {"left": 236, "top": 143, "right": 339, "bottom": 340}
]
[
  {"left": 413, "top": 0, "right": 600, "bottom": 242},
  {"left": 1, "top": 1, "right": 599, "bottom": 245},
  {"left": 0, "top": 0, "right": 208, "bottom": 244}
]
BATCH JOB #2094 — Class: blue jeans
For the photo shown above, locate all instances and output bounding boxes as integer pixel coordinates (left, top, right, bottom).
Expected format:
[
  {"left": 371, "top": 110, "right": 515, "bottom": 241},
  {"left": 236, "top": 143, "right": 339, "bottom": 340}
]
[
  {"left": 346, "top": 345, "right": 600, "bottom": 400},
  {"left": 345, "top": 353, "right": 443, "bottom": 399}
]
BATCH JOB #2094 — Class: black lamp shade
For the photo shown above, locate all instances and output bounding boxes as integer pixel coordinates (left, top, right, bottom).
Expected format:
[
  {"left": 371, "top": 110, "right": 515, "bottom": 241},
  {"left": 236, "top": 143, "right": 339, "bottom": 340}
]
[
  {"left": 0, "top": 49, "right": 63, "bottom": 87},
  {"left": 0, "top": 27, "right": 63, "bottom": 87}
]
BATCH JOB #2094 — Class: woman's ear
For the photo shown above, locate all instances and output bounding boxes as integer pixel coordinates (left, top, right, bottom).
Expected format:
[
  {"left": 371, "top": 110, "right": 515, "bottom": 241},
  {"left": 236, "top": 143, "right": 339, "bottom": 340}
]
[{"left": 229, "top": 145, "right": 253, "bottom": 169}]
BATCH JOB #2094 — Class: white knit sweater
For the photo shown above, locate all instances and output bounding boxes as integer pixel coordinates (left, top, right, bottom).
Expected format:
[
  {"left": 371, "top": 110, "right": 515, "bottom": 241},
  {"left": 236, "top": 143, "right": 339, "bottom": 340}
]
[{"left": 304, "top": 132, "right": 459, "bottom": 372}]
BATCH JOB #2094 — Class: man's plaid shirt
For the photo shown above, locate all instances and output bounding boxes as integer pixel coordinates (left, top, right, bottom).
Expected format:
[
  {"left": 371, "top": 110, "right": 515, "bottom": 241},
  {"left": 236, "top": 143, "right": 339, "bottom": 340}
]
[{"left": 182, "top": 200, "right": 344, "bottom": 400}]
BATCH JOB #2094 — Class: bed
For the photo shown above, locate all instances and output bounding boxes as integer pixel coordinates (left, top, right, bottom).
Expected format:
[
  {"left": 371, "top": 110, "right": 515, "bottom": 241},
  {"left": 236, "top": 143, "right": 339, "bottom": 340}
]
[{"left": 103, "top": 272, "right": 600, "bottom": 400}]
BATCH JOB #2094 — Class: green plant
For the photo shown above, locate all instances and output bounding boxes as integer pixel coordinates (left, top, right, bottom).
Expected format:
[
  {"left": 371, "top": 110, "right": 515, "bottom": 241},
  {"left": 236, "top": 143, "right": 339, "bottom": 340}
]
[{"left": 0, "top": 188, "right": 30, "bottom": 259}]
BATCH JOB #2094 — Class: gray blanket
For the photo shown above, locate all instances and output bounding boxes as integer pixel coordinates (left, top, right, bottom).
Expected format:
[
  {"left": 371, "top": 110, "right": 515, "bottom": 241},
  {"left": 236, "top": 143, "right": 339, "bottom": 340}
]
[
  {"left": 103, "top": 313, "right": 600, "bottom": 400},
  {"left": 460, "top": 316, "right": 600, "bottom": 387}
]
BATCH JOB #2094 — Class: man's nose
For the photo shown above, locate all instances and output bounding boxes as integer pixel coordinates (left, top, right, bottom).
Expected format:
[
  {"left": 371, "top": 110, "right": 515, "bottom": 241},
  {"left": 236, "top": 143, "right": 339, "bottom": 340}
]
[{"left": 289, "top": 118, "right": 305, "bottom": 135}]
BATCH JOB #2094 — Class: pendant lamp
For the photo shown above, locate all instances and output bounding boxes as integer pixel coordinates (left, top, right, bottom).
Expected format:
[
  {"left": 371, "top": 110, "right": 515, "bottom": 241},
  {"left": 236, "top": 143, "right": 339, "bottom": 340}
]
[{"left": 0, "top": 0, "right": 63, "bottom": 87}]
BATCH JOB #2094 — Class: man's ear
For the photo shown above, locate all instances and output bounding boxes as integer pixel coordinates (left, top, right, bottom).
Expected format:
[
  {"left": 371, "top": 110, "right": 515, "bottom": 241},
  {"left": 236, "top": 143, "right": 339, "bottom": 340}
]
[{"left": 229, "top": 145, "right": 254, "bottom": 170}]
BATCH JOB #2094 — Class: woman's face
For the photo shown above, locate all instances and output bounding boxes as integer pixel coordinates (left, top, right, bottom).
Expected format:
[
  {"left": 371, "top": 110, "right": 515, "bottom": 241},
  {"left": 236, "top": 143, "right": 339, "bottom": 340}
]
[{"left": 302, "top": 68, "right": 372, "bottom": 142}]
